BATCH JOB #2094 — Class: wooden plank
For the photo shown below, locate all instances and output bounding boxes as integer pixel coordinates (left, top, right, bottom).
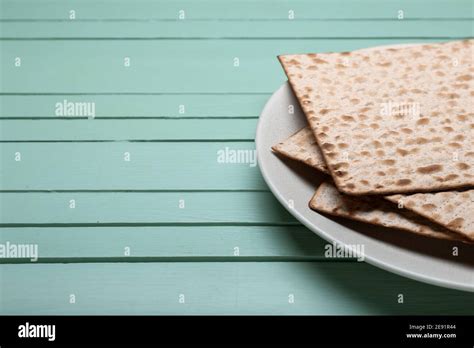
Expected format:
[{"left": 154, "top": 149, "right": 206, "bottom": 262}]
[
  {"left": 0, "top": 226, "right": 327, "bottom": 261},
  {"left": 0, "top": 119, "right": 257, "bottom": 140},
  {"left": 1, "top": 20, "right": 471, "bottom": 38},
  {"left": 0, "top": 142, "right": 268, "bottom": 190},
  {"left": 1, "top": 0, "right": 472, "bottom": 20},
  {"left": 1, "top": 262, "right": 472, "bottom": 314},
  {"left": 0, "top": 39, "right": 457, "bottom": 94},
  {"left": 0, "top": 192, "right": 298, "bottom": 224},
  {"left": 0, "top": 94, "right": 268, "bottom": 118}
]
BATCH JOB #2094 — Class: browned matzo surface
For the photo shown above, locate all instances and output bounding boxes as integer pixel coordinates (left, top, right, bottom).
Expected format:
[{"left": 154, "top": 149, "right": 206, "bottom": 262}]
[
  {"left": 386, "top": 191, "right": 474, "bottom": 241},
  {"left": 273, "top": 127, "right": 474, "bottom": 241},
  {"left": 271, "top": 127, "right": 328, "bottom": 173},
  {"left": 310, "top": 182, "right": 470, "bottom": 243},
  {"left": 279, "top": 40, "right": 474, "bottom": 196}
]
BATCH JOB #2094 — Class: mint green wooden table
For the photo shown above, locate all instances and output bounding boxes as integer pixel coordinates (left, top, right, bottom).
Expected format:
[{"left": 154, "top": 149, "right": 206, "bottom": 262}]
[{"left": 0, "top": 0, "right": 473, "bottom": 314}]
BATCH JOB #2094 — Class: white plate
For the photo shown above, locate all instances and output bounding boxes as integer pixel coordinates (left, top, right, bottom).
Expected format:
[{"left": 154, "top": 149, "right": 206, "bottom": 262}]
[{"left": 256, "top": 81, "right": 474, "bottom": 292}]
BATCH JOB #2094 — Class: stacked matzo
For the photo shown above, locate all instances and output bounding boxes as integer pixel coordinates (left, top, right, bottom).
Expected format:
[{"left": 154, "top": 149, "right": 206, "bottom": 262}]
[
  {"left": 279, "top": 40, "right": 473, "bottom": 195},
  {"left": 272, "top": 39, "right": 474, "bottom": 243}
]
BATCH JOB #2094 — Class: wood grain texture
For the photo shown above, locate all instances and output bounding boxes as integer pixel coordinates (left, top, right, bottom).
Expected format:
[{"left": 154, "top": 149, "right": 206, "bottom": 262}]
[
  {"left": 0, "top": 95, "right": 268, "bottom": 118},
  {"left": 2, "top": 20, "right": 471, "bottom": 38},
  {"left": 0, "top": 226, "right": 327, "bottom": 262},
  {"left": 0, "top": 192, "right": 297, "bottom": 224},
  {"left": 1, "top": 0, "right": 472, "bottom": 20},
  {"left": 0, "top": 39, "right": 457, "bottom": 94},
  {"left": 0, "top": 262, "right": 473, "bottom": 315},
  {"left": 0, "top": 119, "right": 258, "bottom": 140},
  {"left": 1, "top": 0, "right": 472, "bottom": 314},
  {"left": 0, "top": 142, "right": 266, "bottom": 190}
]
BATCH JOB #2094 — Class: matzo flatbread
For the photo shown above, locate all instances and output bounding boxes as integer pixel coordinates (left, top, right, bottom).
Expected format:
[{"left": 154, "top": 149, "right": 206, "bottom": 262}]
[
  {"left": 279, "top": 40, "right": 474, "bottom": 195},
  {"left": 310, "top": 182, "right": 469, "bottom": 242},
  {"left": 386, "top": 191, "right": 474, "bottom": 241},
  {"left": 273, "top": 127, "right": 472, "bottom": 242},
  {"left": 271, "top": 127, "right": 328, "bottom": 173}
]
